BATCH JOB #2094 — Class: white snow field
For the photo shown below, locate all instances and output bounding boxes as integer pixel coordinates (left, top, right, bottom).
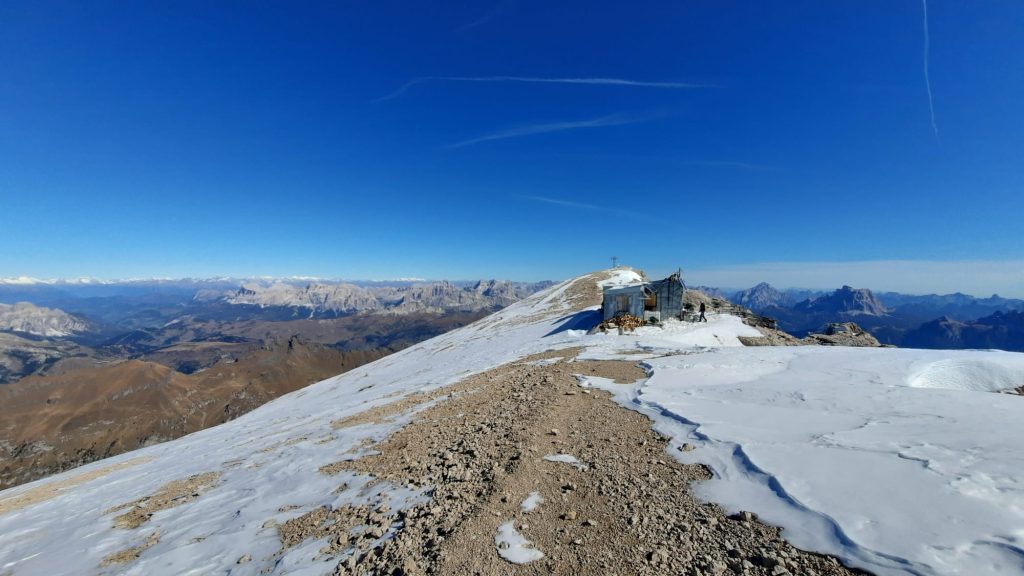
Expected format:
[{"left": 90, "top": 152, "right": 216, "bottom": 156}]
[
  {"left": 1, "top": 269, "right": 1023, "bottom": 576},
  {"left": 585, "top": 347, "right": 1024, "bottom": 576}
]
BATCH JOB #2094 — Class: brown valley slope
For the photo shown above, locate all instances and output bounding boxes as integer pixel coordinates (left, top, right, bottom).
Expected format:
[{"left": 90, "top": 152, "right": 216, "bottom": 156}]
[{"left": 0, "top": 338, "right": 387, "bottom": 489}]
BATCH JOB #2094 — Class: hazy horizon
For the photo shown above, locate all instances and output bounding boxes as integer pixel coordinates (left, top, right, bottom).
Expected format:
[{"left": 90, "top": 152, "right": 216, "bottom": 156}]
[{"left": 4, "top": 258, "right": 1024, "bottom": 299}]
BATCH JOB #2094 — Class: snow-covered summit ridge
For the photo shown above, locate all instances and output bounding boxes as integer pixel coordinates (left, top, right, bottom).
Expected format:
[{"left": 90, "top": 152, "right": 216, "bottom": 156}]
[
  {"left": 596, "top": 267, "right": 644, "bottom": 288},
  {"left": 0, "top": 268, "right": 640, "bottom": 575},
  {"left": 1, "top": 267, "right": 1023, "bottom": 576}
]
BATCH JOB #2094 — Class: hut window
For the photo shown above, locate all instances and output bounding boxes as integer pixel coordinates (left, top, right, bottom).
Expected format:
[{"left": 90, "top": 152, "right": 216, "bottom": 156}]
[{"left": 644, "top": 291, "right": 657, "bottom": 310}]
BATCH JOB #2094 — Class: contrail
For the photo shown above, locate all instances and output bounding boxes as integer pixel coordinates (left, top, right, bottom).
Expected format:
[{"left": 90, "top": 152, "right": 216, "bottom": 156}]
[
  {"left": 514, "top": 194, "right": 642, "bottom": 218},
  {"left": 444, "top": 113, "right": 649, "bottom": 149},
  {"left": 683, "top": 160, "right": 778, "bottom": 171},
  {"left": 922, "top": 0, "right": 939, "bottom": 142},
  {"left": 374, "top": 76, "right": 712, "bottom": 102}
]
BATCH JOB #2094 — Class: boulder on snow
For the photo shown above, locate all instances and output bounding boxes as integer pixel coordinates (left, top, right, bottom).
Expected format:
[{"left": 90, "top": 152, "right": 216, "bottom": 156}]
[{"left": 803, "top": 322, "right": 885, "bottom": 347}]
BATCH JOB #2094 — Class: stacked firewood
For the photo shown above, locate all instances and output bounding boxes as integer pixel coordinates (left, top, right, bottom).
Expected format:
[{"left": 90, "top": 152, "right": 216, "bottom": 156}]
[{"left": 599, "top": 314, "right": 646, "bottom": 332}]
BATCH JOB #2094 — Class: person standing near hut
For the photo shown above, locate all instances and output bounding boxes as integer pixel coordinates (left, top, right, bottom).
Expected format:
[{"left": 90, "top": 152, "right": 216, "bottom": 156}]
[{"left": 698, "top": 301, "right": 708, "bottom": 322}]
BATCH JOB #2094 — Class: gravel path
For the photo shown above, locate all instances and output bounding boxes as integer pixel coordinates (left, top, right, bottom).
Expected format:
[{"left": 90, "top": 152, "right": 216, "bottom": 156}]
[{"left": 296, "top": 349, "right": 867, "bottom": 576}]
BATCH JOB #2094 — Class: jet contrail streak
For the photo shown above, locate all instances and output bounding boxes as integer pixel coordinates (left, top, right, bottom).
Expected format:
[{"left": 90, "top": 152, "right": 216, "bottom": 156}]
[
  {"left": 374, "top": 76, "right": 712, "bottom": 102},
  {"left": 922, "top": 0, "right": 940, "bottom": 142}
]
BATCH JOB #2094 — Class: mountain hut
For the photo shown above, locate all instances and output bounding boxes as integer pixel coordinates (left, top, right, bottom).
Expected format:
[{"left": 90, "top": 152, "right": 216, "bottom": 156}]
[{"left": 602, "top": 273, "right": 687, "bottom": 323}]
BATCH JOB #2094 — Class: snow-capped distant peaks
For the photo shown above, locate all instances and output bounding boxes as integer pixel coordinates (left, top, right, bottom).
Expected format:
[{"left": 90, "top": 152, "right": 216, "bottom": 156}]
[
  {"left": 0, "top": 276, "right": 48, "bottom": 285},
  {"left": 0, "top": 276, "right": 118, "bottom": 286}
]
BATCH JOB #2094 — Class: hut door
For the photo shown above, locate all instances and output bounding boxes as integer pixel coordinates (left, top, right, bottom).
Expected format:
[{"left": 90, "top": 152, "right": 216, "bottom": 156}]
[{"left": 615, "top": 295, "right": 630, "bottom": 314}]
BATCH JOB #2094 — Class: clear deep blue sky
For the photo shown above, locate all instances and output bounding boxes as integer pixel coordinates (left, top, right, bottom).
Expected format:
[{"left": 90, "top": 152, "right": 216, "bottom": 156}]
[{"left": 2, "top": 2, "right": 1023, "bottom": 294}]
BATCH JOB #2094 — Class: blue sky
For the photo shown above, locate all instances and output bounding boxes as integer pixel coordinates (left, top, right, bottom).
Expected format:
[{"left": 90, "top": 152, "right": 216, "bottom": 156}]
[{"left": 1, "top": 1, "right": 1023, "bottom": 295}]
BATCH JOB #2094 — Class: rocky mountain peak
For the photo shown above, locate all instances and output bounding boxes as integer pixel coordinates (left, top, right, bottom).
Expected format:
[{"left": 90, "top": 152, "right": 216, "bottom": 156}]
[
  {"left": 0, "top": 302, "right": 90, "bottom": 338},
  {"left": 797, "top": 286, "right": 887, "bottom": 317},
  {"left": 732, "top": 283, "right": 786, "bottom": 311}
]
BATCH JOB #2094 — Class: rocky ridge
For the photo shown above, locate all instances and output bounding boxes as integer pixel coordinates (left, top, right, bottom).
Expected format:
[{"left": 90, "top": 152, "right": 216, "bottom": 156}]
[
  {"left": 802, "top": 322, "right": 885, "bottom": 347},
  {"left": 0, "top": 332, "right": 95, "bottom": 384},
  {"left": 0, "top": 302, "right": 89, "bottom": 337},
  {"left": 280, "top": 349, "right": 860, "bottom": 576}
]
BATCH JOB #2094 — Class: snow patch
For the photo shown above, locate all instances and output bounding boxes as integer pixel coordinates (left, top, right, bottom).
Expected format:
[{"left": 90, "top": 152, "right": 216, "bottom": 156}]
[
  {"left": 906, "top": 355, "right": 1024, "bottom": 392},
  {"left": 543, "top": 454, "right": 587, "bottom": 471},
  {"left": 577, "top": 315, "right": 762, "bottom": 360},
  {"left": 596, "top": 269, "right": 643, "bottom": 288},
  {"left": 520, "top": 491, "right": 543, "bottom": 513},
  {"left": 494, "top": 521, "right": 544, "bottom": 564},
  {"left": 575, "top": 375, "right": 619, "bottom": 389}
]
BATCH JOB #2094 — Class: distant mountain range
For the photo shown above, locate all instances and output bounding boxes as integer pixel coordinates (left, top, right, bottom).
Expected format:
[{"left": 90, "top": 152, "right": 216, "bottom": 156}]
[
  {"left": 0, "top": 275, "right": 342, "bottom": 285},
  {"left": 0, "top": 277, "right": 554, "bottom": 321},
  {"left": 218, "top": 279, "right": 552, "bottom": 316},
  {"left": 720, "top": 283, "right": 1024, "bottom": 350},
  {"left": 0, "top": 276, "right": 555, "bottom": 488},
  {"left": 902, "top": 310, "right": 1024, "bottom": 350},
  {"left": 0, "top": 278, "right": 555, "bottom": 383}
]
